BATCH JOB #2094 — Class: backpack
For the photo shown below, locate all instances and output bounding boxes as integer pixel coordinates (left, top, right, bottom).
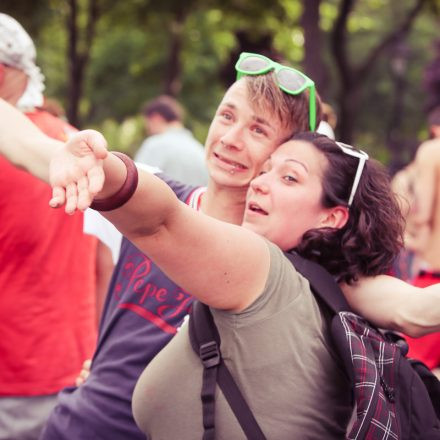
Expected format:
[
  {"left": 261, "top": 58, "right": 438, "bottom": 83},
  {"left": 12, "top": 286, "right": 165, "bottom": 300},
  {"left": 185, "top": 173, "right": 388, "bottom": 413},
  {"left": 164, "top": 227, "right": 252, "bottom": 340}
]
[{"left": 189, "top": 251, "right": 440, "bottom": 440}]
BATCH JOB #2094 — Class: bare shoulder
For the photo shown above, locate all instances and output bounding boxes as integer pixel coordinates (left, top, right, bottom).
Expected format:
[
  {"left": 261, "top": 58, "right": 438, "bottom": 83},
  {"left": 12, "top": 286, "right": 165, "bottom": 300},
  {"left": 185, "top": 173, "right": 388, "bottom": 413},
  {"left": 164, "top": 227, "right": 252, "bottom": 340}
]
[{"left": 416, "top": 138, "right": 440, "bottom": 160}]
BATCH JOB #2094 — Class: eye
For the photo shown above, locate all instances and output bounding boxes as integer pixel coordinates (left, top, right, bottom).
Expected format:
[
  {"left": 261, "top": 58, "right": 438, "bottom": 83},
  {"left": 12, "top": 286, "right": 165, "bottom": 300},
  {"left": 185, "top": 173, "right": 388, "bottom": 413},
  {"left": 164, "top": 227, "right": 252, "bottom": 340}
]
[
  {"left": 283, "top": 175, "right": 297, "bottom": 183},
  {"left": 220, "top": 111, "right": 233, "bottom": 121},
  {"left": 252, "top": 125, "right": 267, "bottom": 136},
  {"left": 258, "top": 170, "right": 267, "bottom": 176}
]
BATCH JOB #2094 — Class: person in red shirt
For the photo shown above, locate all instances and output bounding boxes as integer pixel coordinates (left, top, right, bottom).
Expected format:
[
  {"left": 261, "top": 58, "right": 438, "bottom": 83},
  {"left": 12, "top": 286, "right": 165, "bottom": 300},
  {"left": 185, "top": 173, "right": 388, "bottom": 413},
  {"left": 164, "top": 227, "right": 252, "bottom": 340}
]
[
  {"left": 0, "top": 13, "right": 99, "bottom": 440},
  {"left": 400, "top": 107, "right": 440, "bottom": 377}
]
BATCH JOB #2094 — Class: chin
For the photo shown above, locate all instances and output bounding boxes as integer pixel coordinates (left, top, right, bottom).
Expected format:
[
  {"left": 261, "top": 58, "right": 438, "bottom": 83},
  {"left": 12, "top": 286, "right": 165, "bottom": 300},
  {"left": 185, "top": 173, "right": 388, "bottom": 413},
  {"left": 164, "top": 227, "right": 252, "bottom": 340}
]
[{"left": 211, "top": 169, "right": 251, "bottom": 188}]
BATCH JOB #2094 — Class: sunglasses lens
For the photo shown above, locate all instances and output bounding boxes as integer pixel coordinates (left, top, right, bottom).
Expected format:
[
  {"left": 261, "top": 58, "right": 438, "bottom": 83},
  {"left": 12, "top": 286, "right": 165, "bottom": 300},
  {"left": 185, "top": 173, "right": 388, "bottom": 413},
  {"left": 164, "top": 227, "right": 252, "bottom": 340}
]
[
  {"left": 238, "top": 56, "right": 270, "bottom": 73},
  {"left": 276, "top": 68, "right": 307, "bottom": 91}
]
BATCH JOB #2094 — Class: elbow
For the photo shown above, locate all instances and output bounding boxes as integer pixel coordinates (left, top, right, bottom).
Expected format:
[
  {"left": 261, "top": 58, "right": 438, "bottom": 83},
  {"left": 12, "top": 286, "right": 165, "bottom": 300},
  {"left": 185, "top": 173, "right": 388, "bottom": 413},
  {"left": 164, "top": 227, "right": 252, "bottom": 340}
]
[{"left": 393, "top": 308, "right": 435, "bottom": 338}]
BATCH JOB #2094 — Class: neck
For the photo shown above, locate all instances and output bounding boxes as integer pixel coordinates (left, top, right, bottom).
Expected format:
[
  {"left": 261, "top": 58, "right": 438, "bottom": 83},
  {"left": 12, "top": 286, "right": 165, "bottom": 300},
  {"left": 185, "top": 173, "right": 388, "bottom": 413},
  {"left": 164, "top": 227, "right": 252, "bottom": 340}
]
[
  {"left": 200, "top": 180, "right": 248, "bottom": 225},
  {"left": 165, "top": 121, "right": 183, "bottom": 131}
]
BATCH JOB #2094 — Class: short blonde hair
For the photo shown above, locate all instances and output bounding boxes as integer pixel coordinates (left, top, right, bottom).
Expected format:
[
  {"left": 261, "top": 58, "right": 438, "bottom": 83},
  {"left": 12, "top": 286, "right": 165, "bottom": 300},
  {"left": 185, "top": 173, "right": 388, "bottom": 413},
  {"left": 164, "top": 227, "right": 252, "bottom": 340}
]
[{"left": 245, "top": 72, "right": 322, "bottom": 139}]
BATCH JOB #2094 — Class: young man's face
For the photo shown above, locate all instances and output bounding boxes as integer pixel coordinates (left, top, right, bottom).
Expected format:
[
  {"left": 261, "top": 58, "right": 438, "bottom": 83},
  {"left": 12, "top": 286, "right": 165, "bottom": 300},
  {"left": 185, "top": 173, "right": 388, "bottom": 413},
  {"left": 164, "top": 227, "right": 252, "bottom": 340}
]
[{"left": 204, "top": 79, "right": 291, "bottom": 189}]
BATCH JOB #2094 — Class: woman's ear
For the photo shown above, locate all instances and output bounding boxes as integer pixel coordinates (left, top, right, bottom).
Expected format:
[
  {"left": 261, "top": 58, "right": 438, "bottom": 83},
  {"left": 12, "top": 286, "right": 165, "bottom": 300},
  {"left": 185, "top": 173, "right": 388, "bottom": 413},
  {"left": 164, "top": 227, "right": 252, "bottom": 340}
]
[{"left": 320, "top": 206, "right": 349, "bottom": 229}]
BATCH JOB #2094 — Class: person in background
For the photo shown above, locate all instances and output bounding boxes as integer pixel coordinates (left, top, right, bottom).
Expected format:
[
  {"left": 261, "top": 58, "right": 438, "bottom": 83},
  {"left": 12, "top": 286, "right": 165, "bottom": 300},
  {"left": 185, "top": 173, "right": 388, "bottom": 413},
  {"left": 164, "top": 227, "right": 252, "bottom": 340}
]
[
  {"left": 0, "top": 13, "right": 99, "bottom": 440},
  {"left": 401, "top": 106, "right": 440, "bottom": 376},
  {"left": 389, "top": 161, "right": 421, "bottom": 281},
  {"left": 135, "top": 94, "right": 208, "bottom": 185}
]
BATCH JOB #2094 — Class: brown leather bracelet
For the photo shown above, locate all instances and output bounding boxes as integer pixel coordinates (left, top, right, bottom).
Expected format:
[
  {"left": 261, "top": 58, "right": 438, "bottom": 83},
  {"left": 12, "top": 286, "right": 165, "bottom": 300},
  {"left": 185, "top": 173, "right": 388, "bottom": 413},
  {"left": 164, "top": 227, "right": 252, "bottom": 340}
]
[{"left": 90, "top": 152, "right": 139, "bottom": 212}]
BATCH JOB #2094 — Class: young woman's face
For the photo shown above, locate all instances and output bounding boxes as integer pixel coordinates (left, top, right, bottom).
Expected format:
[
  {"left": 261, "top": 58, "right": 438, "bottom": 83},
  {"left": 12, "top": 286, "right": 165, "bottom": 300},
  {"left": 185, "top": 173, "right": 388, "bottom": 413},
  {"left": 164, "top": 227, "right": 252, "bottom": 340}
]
[
  {"left": 204, "top": 79, "right": 291, "bottom": 189},
  {"left": 242, "top": 140, "right": 333, "bottom": 251}
]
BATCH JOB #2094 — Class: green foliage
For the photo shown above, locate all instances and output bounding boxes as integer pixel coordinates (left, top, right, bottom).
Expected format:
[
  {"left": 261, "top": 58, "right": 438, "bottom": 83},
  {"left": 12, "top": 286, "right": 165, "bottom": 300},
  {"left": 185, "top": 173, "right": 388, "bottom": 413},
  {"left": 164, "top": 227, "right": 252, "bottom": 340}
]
[
  {"left": 90, "top": 115, "right": 145, "bottom": 157},
  {"left": 2, "top": 0, "right": 438, "bottom": 162},
  {"left": 348, "top": 1, "right": 439, "bottom": 156}
]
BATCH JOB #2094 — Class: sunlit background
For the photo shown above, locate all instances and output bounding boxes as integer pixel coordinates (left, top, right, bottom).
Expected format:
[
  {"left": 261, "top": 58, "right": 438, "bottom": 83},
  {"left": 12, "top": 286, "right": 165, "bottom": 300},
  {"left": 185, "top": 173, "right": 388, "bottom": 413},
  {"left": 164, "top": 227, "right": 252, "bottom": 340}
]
[{"left": 2, "top": 0, "right": 439, "bottom": 172}]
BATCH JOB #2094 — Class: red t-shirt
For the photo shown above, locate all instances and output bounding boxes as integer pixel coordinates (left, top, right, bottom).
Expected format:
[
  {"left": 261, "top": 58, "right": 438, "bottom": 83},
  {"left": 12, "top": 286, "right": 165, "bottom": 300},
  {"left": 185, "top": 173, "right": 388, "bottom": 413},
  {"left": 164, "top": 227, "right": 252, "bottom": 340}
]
[
  {"left": 405, "top": 271, "right": 440, "bottom": 370},
  {"left": 0, "top": 109, "right": 98, "bottom": 395}
]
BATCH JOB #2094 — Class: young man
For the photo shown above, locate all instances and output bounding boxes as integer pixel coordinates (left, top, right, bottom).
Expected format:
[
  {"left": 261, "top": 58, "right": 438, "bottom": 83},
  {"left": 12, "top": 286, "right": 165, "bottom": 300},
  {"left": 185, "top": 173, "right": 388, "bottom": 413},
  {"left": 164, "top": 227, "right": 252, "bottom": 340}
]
[{"left": 0, "top": 53, "right": 318, "bottom": 439}]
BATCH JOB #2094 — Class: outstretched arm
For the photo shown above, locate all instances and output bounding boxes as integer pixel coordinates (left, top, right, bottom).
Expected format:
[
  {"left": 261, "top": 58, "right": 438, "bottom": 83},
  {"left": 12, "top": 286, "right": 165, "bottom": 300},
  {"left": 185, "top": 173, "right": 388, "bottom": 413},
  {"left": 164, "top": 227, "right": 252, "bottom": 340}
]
[
  {"left": 0, "top": 99, "right": 106, "bottom": 196},
  {"left": 342, "top": 275, "right": 440, "bottom": 337},
  {"left": 0, "top": 98, "right": 59, "bottom": 181},
  {"left": 50, "top": 134, "right": 270, "bottom": 311}
]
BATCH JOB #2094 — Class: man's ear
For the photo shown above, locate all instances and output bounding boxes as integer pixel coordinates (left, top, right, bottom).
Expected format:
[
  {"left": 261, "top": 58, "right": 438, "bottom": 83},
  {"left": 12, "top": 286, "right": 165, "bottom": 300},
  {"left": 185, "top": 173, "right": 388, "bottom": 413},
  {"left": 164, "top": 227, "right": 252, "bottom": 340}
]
[
  {"left": 430, "top": 125, "right": 440, "bottom": 139},
  {"left": 320, "top": 206, "right": 349, "bottom": 229},
  {"left": 0, "top": 64, "right": 5, "bottom": 85}
]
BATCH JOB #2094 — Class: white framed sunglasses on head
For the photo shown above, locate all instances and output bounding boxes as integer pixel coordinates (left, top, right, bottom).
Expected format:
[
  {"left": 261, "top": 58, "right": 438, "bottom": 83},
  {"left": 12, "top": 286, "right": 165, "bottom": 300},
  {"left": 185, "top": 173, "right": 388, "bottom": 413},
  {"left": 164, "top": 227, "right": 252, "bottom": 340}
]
[{"left": 336, "top": 142, "right": 369, "bottom": 207}]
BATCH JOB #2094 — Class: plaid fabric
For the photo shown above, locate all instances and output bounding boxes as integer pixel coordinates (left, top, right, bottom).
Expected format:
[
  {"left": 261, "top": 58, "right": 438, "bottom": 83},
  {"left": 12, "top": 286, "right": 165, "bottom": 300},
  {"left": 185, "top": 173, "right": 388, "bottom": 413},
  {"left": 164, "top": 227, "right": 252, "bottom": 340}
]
[{"left": 338, "top": 312, "right": 399, "bottom": 440}]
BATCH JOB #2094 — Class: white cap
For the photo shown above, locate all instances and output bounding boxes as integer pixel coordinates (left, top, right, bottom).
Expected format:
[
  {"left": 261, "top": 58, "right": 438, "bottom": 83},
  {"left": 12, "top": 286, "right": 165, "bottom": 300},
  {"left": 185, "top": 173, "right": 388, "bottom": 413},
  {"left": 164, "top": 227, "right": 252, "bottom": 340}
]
[{"left": 0, "top": 13, "right": 45, "bottom": 109}]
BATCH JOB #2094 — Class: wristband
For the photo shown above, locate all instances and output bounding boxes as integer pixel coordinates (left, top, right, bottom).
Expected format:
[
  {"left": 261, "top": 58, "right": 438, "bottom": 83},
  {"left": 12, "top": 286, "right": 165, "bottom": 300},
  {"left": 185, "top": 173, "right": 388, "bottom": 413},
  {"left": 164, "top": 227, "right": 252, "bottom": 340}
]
[{"left": 90, "top": 152, "right": 139, "bottom": 211}]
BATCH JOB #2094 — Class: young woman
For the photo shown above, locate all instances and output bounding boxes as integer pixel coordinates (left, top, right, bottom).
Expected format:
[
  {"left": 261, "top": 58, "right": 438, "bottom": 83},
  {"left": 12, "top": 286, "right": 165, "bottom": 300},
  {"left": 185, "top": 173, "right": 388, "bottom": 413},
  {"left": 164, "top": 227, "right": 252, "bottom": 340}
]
[{"left": 48, "top": 131, "right": 403, "bottom": 438}]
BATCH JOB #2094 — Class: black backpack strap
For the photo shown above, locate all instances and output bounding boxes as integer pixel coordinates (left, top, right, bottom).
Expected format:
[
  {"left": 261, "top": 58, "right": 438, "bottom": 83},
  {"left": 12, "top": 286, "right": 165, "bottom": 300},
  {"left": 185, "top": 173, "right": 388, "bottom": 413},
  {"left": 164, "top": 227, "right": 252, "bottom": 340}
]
[
  {"left": 409, "top": 359, "right": 440, "bottom": 418},
  {"left": 284, "top": 251, "right": 351, "bottom": 314},
  {"left": 189, "top": 301, "right": 220, "bottom": 440},
  {"left": 189, "top": 301, "right": 267, "bottom": 440}
]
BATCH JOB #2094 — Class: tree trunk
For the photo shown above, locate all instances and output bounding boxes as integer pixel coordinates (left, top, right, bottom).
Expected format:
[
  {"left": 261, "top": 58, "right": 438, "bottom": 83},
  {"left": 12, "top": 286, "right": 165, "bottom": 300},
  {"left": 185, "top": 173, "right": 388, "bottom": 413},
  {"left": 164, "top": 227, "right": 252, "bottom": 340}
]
[
  {"left": 387, "top": 36, "right": 411, "bottom": 173},
  {"left": 300, "top": 0, "right": 329, "bottom": 100},
  {"left": 331, "top": 0, "right": 356, "bottom": 141},
  {"left": 331, "top": 0, "right": 426, "bottom": 143},
  {"left": 66, "top": 0, "right": 99, "bottom": 127},
  {"left": 163, "top": 7, "right": 186, "bottom": 97},
  {"left": 66, "top": 0, "right": 80, "bottom": 126}
]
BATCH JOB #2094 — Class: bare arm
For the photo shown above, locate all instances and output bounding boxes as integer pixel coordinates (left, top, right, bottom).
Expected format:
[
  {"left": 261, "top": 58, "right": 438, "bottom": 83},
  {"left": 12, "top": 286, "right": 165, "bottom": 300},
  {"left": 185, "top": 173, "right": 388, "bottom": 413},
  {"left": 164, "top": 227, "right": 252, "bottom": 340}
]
[
  {"left": 342, "top": 275, "right": 440, "bottom": 337},
  {"left": 50, "top": 137, "right": 270, "bottom": 311},
  {"left": 95, "top": 241, "right": 114, "bottom": 324},
  {"left": 105, "top": 165, "right": 270, "bottom": 311},
  {"left": 412, "top": 141, "right": 438, "bottom": 227},
  {"left": 0, "top": 98, "right": 59, "bottom": 181},
  {"left": 0, "top": 98, "right": 108, "bottom": 203}
]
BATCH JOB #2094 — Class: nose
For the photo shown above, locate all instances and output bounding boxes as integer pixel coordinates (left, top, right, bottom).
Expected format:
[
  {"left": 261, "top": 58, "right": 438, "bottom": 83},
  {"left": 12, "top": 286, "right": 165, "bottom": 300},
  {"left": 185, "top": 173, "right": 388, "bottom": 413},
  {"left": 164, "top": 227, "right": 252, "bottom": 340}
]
[
  {"left": 220, "top": 124, "right": 245, "bottom": 151},
  {"left": 250, "top": 173, "right": 270, "bottom": 194}
]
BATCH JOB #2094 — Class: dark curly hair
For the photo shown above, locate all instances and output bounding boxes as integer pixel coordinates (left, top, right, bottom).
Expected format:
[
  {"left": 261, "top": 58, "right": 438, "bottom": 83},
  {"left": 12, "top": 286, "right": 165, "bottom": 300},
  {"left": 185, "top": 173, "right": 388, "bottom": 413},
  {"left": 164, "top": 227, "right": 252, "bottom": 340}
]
[{"left": 292, "top": 132, "right": 405, "bottom": 284}]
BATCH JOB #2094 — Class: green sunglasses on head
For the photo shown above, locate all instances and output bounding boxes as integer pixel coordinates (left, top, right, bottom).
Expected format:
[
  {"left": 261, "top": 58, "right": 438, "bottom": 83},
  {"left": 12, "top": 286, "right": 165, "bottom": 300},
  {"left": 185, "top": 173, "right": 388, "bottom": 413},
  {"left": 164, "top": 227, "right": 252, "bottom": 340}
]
[{"left": 235, "top": 52, "right": 317, "bottom": 131}]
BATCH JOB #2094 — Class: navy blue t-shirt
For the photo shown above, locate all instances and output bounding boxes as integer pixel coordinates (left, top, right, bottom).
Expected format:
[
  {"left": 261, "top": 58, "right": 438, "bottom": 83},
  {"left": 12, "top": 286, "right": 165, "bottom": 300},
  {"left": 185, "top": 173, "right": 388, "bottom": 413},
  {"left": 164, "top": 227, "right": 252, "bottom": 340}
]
[{"left": 41, "top": 176, "right": 198, "bottom": 440}]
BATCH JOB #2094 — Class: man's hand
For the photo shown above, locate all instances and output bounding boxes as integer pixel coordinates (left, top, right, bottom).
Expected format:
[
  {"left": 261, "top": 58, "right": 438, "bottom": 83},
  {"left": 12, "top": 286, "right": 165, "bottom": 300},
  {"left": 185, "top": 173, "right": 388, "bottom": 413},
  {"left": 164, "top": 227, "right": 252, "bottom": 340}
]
[
  {"left": 75, "top": 359, "right": 92, "bottom": 387},
  {"left": 49, "top": 129, "right": 108, "bottom": 214}
]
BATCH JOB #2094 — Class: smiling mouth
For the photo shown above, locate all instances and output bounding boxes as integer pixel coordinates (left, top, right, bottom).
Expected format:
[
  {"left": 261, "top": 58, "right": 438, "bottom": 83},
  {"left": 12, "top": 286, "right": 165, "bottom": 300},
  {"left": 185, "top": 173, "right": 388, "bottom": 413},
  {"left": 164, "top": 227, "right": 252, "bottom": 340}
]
[
  {"left": 214, "top": 153, "right": 247, "bottom": 170},
  {"left": 248, "top": 202, "right": 268, "bottom": 215}
]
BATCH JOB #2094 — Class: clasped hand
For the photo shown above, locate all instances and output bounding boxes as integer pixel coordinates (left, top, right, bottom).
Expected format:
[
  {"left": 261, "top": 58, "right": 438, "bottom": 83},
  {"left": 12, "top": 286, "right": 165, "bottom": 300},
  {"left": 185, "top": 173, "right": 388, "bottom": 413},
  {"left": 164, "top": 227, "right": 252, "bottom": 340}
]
[{"left": 49, "top": 129, "right": 108, "bottom": 214}]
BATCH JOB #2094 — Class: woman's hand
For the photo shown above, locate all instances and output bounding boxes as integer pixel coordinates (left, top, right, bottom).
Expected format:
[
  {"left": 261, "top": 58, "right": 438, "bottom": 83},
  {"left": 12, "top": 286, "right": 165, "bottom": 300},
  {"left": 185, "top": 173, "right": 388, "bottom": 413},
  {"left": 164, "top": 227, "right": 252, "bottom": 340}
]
[
  {"left": 49, "top": 129, "right": 108, "bottom": 214},
  {"left": 75, "top": 359, "right": 92, "bottom": 387}
]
